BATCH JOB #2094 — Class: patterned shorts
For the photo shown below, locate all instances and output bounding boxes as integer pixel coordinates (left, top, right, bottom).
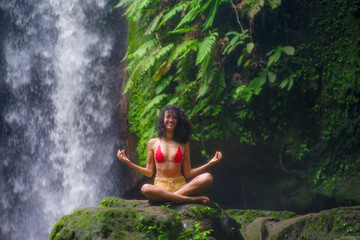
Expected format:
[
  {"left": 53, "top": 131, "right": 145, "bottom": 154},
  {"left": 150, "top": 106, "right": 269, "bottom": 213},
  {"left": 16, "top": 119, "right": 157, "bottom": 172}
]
[{"left": 154, "top": 176, "right": 187, "bottom": 193}]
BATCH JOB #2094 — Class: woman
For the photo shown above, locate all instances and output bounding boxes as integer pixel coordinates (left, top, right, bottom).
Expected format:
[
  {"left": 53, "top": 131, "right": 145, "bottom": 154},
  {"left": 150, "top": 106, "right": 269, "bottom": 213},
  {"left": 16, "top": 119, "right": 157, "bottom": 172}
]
[{"left": 117, "top": 105, "right": 222, "bottom": 204}]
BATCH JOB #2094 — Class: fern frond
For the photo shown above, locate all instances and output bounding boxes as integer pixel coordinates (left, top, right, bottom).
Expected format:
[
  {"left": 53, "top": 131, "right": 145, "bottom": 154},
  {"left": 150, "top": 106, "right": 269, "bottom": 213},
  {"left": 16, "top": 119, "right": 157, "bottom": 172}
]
[
  {"left": 268, "top": 0, "right": 281, "bottom": 8},
  {"left": 141, "top": 46, "right": 164, "bottom": 72},
  {"left": 141, "top": 94, "right": 167, "bottom": 117},
  {"left": 125, "top": 45, "right": 161, "bottom": 85},
  {"left": 178, "top": 43, "right": 198, "bottom": 60},
  {"left": 123, "top": 76, "right": 133, "bottom": 94},
  {"left": 196, "top": 31, "right": 218, "bottom": 65},
  {"left": 137, "top": 0, "right": 152, "bottom": 10},
  {"left": 202, "top": 0, "right": 220, "bottom": 31},
  {"left": 168, "top": 40, "right": 198, "bottom": 63},
  {"left": 168, "top": 27, "right": 197, "bottom": 34},
  {"left": 114, "top": 0, "right": 132, "bottom": 9},
  {"left": 155, "top": 75, "right": 174, "bottom": 94},
  {"left": 126, "top": 39, "right": 159, "bottom": 60},
  {"left": 175, "top": 83, "right": 187, "bottom": 94},
  {"left": 158, "top": 2, "right": 189, "bottom": 27},
  {"left": 248, "top": 0, "right": 264, "bottom": 18},
  {"left": 167, "top": 97, "right": 179, "bottom": 106},
  {"left": 175, "top": 3, "right": 201, "bottom": 30},
  {"left": 144, "top": 14, "right": 162, "bottom": 36},
  {"left": 123, "top": 58, "right": 143, "bottom": 94},
  {"left": 122, "top": 0, "right": 141, "bottom": 17},
  {"left": 199, "top": 0, "right": 212, "bottom": 12},
  {"left": 124, "top": 60, "right": 144, "bottom": 93},
  {"left": 154, "top": 43, "right": 175, "bottom": 60},
  {"left": 197, "top": 52, "right": 213, "bottom": 81},
  {"left": 199, "top": 67, "right": 220, "bottom": 99},
  {"left": 126, "top": 0, "right": 152, "bottom": 20},
  {"left": 144, "top": 43, "right": 175, "bottom": 81},
  {"left": 197, "top": 80, "right": 209, "bottom": 99},
  {"left": 152, "top": 61, "right": 170, "bottom": 82}
]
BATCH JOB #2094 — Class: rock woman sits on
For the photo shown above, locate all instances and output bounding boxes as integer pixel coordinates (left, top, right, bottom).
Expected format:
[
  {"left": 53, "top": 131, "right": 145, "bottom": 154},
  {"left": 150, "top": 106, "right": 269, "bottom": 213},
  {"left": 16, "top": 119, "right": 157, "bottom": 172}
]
[{"left": 117, "top": 105, "right": 222, "bottom": 204}]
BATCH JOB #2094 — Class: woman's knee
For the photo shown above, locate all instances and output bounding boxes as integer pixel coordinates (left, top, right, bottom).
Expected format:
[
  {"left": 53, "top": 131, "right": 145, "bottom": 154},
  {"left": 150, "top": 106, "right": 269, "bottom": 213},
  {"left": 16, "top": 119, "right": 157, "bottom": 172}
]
[
  {"left": 141, "top": 184, "right": 154, "bottom": 195},
  {"left": 200, "top": 172, "right": 213, "bottom": 184}
]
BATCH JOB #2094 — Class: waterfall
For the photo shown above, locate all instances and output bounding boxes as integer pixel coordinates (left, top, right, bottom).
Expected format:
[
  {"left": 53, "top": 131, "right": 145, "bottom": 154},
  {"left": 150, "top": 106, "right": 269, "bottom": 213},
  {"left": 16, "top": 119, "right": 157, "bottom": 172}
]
[{"left": 0, "top": 1, "right": 128, "bottom": 239}]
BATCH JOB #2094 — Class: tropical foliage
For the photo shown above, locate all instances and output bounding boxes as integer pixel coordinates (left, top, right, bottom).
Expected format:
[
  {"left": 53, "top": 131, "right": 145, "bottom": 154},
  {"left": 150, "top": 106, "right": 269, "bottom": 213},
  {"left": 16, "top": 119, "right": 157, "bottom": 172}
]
[
  {"left": 116, "top": 0, "right": 296, "bottom": 165},
  {"left": 117, "top": 0, "right": 360, "bottom": 210}
]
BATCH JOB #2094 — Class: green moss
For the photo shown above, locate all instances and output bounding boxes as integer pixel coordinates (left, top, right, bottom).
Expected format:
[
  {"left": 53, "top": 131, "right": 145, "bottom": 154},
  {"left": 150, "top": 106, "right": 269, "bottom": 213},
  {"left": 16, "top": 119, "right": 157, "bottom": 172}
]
[
  {"left": 99, "top": 197, "right": 126, "bottom": 208},
  {"left": 271, "top": 206, "right": 360, "bottom": 239},
  {"left": 51, "top": 199, "right": 189, "bottom": 240},
  {"left": 226, "top": 209, "right": 297, "bottom": 224},
  {"left": 183, "top": 205, "right": 221, "bottom": 221},
  {"left": 51, "top": 197, "right": 360, "bottom": 240},
  {"left": 49, "top": 221, "right": 75, "bottom": 240},
  {"left": 51, "top": 207, "right": 148, "bottom": 240}
]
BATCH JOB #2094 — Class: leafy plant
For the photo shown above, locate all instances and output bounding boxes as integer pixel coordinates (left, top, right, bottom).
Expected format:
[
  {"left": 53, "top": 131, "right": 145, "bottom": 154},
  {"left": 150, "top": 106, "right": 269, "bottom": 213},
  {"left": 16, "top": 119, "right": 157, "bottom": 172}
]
[
  {"left": 116, "top": 0, "right": 299, "bottom": 165},
  {"left": 178, "top": 221, "right": 213, "bottom": 240}
]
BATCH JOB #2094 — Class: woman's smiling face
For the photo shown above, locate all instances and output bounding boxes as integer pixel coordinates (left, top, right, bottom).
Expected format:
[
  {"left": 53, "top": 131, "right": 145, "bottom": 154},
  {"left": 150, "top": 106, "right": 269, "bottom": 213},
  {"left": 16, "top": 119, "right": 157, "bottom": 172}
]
[{"left": 164, "top": 110, "right": 177, "bottom": 131}]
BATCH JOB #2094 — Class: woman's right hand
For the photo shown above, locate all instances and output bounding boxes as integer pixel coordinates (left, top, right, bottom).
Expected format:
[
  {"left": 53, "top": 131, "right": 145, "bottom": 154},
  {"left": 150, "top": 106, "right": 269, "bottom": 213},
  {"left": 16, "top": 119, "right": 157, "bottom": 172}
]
[
  {"left": 208, "top": 151, "right": 223, "bottom": 165},
  {"left": 117, "top": 149, "right": 130, "bottom": 164}
]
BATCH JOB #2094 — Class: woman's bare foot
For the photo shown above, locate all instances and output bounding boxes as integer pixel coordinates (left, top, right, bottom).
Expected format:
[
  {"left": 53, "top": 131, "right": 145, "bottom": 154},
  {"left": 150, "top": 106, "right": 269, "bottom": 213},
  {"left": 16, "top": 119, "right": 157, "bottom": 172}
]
[
  {"left": 147, "top": 195, "right": 209, "bottom": 204},
  {"left": 185, "top": 196, "right": 210, "bottom": 204},
  {"left": 142, "top": 184, "right": 210, "bottom": 204}
]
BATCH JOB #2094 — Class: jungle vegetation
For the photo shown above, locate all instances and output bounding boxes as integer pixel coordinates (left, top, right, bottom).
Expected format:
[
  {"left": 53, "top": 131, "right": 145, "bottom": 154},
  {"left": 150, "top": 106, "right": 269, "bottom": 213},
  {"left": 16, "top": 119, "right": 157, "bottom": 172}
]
[{"left": 116, "top": 0, "right": 360, "bottom": 209}]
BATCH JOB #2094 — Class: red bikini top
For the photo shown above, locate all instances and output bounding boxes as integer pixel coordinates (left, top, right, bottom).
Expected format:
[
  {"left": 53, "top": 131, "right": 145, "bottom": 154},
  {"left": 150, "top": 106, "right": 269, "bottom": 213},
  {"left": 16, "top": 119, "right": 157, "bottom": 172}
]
[{"left": 155, "top": 145, "right": 183, "bottom": 163}]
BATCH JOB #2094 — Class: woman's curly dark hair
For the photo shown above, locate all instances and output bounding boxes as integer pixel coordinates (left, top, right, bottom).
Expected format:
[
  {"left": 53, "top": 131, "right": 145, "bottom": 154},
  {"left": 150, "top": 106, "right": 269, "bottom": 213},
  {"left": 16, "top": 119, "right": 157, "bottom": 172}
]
[{"left": 157, "top": 105, "right": 191, "bottom": 143}]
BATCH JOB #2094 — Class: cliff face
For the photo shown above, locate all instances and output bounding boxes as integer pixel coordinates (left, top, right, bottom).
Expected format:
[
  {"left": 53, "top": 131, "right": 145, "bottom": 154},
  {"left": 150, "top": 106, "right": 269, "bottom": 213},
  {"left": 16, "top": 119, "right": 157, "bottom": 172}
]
[
  {"left": 50, "top": 197, "right": 360, "bottom": 240},
  {"left": 119, "top": 0, "right": 360, "bottom": 214}
]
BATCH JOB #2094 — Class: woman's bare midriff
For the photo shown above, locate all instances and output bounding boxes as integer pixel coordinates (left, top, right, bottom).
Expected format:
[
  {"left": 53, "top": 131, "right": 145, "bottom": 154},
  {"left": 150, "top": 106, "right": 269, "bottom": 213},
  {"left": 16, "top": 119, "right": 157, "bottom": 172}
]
[{"left": 155, "top": 161, "right": 183, "bottom": 178}]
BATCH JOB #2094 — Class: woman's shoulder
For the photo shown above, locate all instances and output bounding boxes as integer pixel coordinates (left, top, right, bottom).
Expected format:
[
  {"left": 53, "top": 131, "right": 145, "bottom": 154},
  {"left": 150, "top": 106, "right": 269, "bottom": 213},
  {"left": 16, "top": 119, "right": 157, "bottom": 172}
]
[
  {"left": 183, "top": 141, "right": 190, "bottom": 149},
  {"left": 148, "top": 137, "right": 160, "bottom": 146}
]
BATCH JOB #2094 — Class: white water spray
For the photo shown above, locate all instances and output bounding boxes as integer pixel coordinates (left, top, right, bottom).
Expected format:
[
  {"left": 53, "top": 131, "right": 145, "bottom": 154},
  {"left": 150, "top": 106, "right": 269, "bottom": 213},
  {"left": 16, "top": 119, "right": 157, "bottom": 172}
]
[{"left": 0, "top": 1, "right": 126, "bottom": 239}]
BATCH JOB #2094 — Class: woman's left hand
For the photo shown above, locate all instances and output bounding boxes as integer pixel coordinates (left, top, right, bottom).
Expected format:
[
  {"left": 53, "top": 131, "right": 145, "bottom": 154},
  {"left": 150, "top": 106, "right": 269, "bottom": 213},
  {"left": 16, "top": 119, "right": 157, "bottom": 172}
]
[{"left": 209, "top": 151, "right": 222, "bottom": 165}]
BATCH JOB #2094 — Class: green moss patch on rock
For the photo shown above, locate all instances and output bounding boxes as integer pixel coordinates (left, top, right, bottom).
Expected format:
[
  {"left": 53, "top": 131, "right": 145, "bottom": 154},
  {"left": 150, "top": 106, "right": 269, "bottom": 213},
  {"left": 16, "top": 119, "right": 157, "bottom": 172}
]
[
  {"left": 174, "top": 203, "right": 243, "bottom": 239},
  {"left": 50, "top": 197, "right": 360, "bottom": 240},
  {"left": 226, "top": 209, "right": 297, "bottom": 225},
  {"left": 270, "top": 206, "right": 360, "bottom": 240},
  {"left": 50, "top": 197, "right": 243, "bottom": 240},
  {"left": 226, "top": 206, "right": 360, "bottom": 240}
]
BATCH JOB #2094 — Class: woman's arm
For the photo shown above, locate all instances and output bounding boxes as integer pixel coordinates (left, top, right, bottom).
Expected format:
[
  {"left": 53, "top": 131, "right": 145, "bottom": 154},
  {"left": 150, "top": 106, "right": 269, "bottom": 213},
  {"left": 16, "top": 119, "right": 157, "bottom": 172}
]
[
  {"left": 182, "top": 142, "right": 222, "bottom": 179},
  {"left": 117, "top": 139, "right": 155, "bottom": 178}
]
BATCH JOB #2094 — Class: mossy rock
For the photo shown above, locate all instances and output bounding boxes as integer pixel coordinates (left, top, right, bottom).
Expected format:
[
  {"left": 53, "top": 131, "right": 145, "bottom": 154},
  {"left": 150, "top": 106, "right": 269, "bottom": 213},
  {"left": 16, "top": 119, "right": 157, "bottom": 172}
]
[
  {"left": 49, "top": 206, "right": 180, "bottom": 240},
  {"left": 50, "top": 197, "right": 244, "bottom": 240},
  {"left": 173, "top": 202, "right": 243, "bottom": 239},
  {"left": 270, "top": 206, "right": 360, "bottom": 240},
  {"left": 50, "top": 197, "right": 360, "bottom": 240},
  {"left": 225, "top": 209, "right": 297, "bottom": 224},
  {"left": 226, "top": 206, "right": 360, "bottom": 240}
]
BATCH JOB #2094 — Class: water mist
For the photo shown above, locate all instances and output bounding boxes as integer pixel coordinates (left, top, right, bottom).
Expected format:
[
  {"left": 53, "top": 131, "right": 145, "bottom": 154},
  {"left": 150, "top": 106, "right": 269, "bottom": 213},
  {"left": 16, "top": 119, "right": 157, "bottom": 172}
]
[{"left": 0, "top": 1, "right": 128, "bottom": 239}]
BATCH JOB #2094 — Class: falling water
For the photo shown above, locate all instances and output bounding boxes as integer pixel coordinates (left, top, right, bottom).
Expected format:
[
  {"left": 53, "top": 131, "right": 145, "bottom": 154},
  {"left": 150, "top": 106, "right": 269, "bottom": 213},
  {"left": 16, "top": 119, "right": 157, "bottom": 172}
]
[{"left": 0, "top": 1, "right": 128, "bottom": 239}]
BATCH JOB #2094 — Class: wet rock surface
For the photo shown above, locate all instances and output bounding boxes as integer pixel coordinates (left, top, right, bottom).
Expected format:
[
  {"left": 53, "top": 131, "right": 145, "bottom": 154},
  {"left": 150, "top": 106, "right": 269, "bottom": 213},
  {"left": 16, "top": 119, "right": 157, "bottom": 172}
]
[{"left": 50, "top": 197, "right": 360, "bottom": 239}]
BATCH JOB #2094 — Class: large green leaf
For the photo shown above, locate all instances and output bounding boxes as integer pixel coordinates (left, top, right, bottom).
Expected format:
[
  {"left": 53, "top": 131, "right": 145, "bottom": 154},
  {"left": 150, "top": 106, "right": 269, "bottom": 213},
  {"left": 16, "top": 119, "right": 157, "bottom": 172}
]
[
  {"left": 282, "top": 46, "right": 295, "bottom": 55},
  {"left": 274, "top": 50, "right": 282, "bottom": 63},
  {"left": 280, "top": 78, "right": 288, "bottom": 89},
  {"left": 268, "top": 71, "right": 277, "bottom": 83},
  {"left": 247, "top": 42, "right": 254, "bottom": 54}
]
